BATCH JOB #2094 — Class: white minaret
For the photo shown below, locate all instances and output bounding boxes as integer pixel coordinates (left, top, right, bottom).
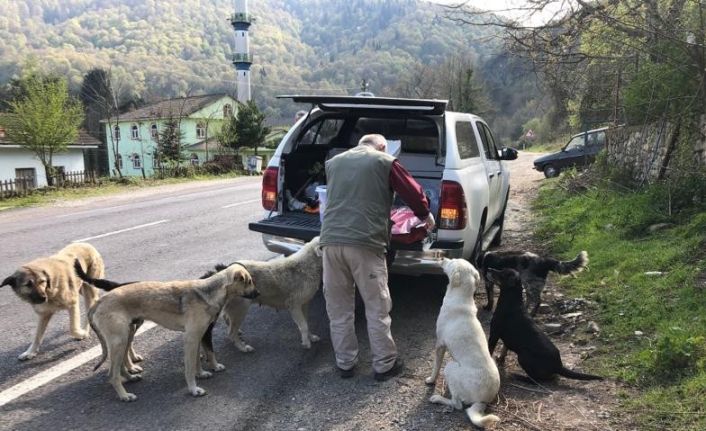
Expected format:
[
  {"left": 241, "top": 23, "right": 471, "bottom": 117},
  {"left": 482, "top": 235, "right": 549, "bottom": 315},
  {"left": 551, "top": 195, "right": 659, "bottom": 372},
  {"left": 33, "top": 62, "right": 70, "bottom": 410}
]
[{"left": 231, "top": 0, "right": 252, "bottom": 103}]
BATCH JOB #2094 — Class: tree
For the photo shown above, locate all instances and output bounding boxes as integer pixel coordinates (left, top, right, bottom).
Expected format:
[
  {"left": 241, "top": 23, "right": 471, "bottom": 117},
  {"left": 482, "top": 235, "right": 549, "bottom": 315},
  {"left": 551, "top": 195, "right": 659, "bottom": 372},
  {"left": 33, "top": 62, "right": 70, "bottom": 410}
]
[
  {"left": 234, "top": 101, "right": 270, "bottom": 156},
  {"left": 79, "top": 68, "right": 112, "bottom": 176},
  {"left": 394, "top": 55, "right": 490, "bottom": 115},
  {"left": 216, "top": 113, "right": 238, "bottom": 154},
  {"left": 444, "top": 0, "right": 706, "bottom": 127},
  {"left": 1, "top": 74, "right": 83, "bottom": 186},
  {"left": 154, "top": 116, "right": 185, "bottom": 168}
]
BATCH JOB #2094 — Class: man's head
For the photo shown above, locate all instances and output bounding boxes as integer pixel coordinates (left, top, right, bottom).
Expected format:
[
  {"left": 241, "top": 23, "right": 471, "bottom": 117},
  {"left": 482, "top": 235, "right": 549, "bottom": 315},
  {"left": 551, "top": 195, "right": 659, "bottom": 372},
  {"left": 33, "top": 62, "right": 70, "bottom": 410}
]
[{"left": 358, "top": 134, "right": 387, "bottom": 152}]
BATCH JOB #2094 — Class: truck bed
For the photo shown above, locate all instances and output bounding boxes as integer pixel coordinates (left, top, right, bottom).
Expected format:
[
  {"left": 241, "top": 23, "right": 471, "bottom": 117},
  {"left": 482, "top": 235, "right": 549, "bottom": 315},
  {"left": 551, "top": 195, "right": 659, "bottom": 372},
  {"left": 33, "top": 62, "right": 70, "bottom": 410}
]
[{"left": 249, "top": 212, "right": 458, "bottom": 252}]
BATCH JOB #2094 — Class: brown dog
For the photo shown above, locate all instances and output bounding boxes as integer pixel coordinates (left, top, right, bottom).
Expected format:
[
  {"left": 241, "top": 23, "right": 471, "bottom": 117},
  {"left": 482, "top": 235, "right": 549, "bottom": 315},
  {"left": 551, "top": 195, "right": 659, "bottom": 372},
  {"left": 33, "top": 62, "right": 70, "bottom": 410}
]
[
  {"left": 1, "top": 243, "right": 102, "bottom": 361},
  {"left": 82, "top": 264, "right": 259, "bottom": 402}
]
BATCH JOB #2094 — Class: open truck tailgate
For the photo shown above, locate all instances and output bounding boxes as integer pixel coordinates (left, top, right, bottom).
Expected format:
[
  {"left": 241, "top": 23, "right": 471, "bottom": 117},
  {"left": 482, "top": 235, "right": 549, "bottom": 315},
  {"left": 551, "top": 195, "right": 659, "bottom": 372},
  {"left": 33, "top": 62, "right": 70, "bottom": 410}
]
[{"left": 249, "top": 213, "right": 320, "bottom": 242}]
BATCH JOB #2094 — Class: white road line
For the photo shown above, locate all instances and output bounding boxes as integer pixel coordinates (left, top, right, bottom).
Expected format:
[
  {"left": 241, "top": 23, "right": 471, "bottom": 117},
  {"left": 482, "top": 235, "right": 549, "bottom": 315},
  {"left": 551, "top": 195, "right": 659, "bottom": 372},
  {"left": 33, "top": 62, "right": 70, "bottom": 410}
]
[
  {"left": 221, "top": 198, "right": 261, "bottom": 208},
  {"left": 0, "top": 322, "right": 158, "bottom": 408},
  {"left": 72, "top": 220, "right": 168, "bottom": 243}
]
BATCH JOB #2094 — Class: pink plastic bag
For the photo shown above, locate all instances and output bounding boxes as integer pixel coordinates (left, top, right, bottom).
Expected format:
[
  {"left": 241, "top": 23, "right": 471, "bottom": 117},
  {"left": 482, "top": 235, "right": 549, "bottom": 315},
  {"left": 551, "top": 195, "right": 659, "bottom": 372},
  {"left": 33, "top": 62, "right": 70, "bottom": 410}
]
[{"left": 390, "top": 207, "right": 427, "bottom": 244}]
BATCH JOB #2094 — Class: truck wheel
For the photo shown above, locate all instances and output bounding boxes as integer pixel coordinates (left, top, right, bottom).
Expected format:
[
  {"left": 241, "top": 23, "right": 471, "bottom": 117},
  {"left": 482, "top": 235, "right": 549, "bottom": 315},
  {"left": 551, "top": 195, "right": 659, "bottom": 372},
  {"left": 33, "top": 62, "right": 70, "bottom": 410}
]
[
  {"left": 471, "top": 221, "right": 485, "bottom": 267},
  {"left": 543, "top": 165, "right": 559, "bottom": 178}
]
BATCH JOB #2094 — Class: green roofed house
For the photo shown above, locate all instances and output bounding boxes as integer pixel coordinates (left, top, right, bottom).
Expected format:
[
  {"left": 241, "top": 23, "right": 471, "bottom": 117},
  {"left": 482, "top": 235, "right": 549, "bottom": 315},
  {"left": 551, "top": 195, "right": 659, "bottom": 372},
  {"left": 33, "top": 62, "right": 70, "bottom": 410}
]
[{"left": 101, "top": 94, "right": 237, "bottom": 177}]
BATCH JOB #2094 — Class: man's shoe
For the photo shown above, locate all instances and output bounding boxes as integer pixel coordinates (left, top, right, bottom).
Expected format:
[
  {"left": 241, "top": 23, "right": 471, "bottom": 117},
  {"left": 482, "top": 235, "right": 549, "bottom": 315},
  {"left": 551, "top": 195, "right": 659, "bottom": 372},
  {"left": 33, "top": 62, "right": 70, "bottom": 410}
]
[
  {"left": 374, "top": 359, "right": 404, "bottom": 382},
  {"left": 338, "top": 366, "right": 355, "bottom": 379}
]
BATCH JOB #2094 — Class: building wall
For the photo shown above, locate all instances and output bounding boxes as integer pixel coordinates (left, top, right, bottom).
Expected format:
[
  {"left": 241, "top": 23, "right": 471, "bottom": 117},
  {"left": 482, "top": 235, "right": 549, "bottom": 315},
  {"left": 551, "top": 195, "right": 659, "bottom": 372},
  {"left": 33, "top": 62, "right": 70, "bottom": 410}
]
[
  {"left": 606, "top": 116, "right": 706, "bottom": 183},
  {"left": 0, "top": 148, "right": 87, "bottom": 187},
  {"left": 104, "top": 96, "right": 234, "bottom": 177}
]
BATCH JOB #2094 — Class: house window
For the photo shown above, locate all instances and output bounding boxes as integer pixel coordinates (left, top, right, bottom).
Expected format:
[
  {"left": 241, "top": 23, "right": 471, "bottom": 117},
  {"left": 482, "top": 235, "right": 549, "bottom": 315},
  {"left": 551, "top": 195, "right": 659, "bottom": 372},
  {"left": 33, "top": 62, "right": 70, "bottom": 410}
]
[
  {"left": 113, "top": 125, "right": 121, "bottom": 140},
  {"left": 117, "top": 154, "right": 123, "bottom": 169},
  {"left": 190, "top": 153, "right": 199, "bottom": 166},
  {"left": 196, "top": 122, "right": 206, "bottom": 139},
  {"left": 150, "top": 124, "right": 158, "bottom": 139},
  {"left": 132, "top": 153, "right": 142, "bottom": 169},
  {"left": 0, "top": 126, "right": 6, "bottom": 138},
  {"left": 223, "top": 104, "right": 233, "bottom": 117},
  {"left": 131, "top": 124, "right": 140, "bottom": 140}
]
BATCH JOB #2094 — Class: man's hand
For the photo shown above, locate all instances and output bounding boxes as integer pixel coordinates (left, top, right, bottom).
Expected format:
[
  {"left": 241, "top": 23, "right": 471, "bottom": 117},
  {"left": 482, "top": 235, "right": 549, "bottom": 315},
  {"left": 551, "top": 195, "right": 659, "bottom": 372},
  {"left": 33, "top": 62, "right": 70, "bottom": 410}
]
[{"left": 424, "top": 213, "right": 435, "bottom": 232}]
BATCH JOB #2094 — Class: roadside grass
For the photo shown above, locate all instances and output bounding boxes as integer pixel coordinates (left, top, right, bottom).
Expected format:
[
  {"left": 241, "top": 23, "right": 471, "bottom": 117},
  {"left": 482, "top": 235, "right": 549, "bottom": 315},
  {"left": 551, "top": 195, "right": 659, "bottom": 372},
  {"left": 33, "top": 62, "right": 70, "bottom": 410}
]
[
  {"left": 534, "top": 175, "right": 706, "bottom": 430},
  {"left": 0, "top": 172, "right": 244, "bottom": 210}
]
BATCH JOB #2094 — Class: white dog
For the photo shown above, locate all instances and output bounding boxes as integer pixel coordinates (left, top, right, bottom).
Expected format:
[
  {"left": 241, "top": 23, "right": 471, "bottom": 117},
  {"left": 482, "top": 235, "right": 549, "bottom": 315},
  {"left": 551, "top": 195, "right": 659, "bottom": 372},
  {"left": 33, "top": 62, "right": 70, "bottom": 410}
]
[{"left": 426, "top": 258, "right": 501, "bottom": 428}]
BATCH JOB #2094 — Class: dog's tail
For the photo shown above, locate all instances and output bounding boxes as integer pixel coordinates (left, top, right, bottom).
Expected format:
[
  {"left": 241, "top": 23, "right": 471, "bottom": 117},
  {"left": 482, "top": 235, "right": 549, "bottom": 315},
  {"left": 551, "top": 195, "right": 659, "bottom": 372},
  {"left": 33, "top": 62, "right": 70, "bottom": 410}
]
[
  {"left": 466, "top": 402, "right": 500, "bottom": 428},
  {"left": 74, "top": 260, "right": 130, "bottom": 291},
  {"left": 551, "top": 251, "right": 589, "bottom": 275},
  {"left": 557, "top": 366, "right": 603, "bottom": 381},
  {"left": 87, "top": 304, "right": 108, "bottom": 371}
]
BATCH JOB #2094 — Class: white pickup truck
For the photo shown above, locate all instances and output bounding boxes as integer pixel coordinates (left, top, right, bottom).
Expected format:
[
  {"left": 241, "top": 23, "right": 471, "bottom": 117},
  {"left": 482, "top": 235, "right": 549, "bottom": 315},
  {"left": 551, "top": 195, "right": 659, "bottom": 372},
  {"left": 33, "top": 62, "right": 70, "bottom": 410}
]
[{"left": 249, "top": 95, "right": 517, "bottom": 275}]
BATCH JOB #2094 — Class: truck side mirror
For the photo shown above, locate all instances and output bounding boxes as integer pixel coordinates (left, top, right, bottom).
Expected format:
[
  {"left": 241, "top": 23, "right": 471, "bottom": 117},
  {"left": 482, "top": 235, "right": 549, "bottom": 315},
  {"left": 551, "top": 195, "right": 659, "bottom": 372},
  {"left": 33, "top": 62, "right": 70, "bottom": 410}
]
[{"left": 500, "top": 147, "right": 518, "bottom": 160}]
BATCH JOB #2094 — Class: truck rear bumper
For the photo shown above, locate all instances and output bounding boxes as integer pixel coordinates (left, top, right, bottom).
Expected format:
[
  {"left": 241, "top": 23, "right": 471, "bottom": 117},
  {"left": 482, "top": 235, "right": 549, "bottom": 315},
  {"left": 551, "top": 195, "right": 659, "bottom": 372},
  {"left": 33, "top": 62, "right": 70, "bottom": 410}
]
[{"left": 260, "top": 234, "right": 464, "bottom": 276}]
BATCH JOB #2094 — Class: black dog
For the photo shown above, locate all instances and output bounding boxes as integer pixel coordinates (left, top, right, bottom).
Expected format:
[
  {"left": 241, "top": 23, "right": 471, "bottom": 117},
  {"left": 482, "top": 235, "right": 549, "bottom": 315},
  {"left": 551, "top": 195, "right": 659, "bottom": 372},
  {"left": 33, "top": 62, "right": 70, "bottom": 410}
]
[
  {"left": 487, "top": 268, "right": 602, "bottom": 382},
  {"left": 479, "top": 250, "right": 588, "bottom": 314}
]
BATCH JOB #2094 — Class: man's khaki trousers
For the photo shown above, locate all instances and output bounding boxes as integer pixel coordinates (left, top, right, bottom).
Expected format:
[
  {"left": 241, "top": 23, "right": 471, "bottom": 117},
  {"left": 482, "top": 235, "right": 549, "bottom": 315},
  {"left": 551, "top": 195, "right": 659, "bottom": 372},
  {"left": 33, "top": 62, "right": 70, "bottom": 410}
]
[{"left": 322, "top": 245, "right": 397, "bottom": 374}]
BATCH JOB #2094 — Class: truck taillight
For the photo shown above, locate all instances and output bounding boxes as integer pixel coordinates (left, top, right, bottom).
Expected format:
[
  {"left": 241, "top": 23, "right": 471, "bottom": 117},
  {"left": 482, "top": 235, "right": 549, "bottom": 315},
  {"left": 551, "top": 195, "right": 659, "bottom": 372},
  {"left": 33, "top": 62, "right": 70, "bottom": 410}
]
[
  {"left": 439, "top": 180, "right": 467, "bottom": 230},
  {"left": 262, "top": 167, "right": 279, "bottom": 211}
]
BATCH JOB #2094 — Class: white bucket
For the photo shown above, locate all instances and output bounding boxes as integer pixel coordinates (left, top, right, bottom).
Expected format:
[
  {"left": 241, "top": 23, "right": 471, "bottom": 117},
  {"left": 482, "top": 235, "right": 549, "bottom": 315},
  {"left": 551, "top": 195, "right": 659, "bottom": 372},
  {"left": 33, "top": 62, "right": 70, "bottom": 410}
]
[{"left": 315, "top": 185, "right": 327, "bottom": 224}]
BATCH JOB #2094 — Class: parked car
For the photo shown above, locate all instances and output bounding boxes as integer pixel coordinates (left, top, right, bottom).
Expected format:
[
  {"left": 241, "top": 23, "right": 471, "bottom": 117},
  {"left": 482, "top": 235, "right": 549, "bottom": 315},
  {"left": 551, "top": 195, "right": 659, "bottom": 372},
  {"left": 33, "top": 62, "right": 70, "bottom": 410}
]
[
  {"left": 533, "top": 127, "right": 608, "bottom": 178},
  {"left": 248, "top": 95, "right": 518, "bottom": 275}
]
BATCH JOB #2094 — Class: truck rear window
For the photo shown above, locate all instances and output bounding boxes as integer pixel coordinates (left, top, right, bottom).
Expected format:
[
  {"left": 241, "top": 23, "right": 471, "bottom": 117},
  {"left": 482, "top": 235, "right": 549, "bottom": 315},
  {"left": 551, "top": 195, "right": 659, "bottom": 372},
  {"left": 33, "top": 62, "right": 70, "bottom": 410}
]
[{"left": 352, "top": 117, "right": 439, "bottom": 154}]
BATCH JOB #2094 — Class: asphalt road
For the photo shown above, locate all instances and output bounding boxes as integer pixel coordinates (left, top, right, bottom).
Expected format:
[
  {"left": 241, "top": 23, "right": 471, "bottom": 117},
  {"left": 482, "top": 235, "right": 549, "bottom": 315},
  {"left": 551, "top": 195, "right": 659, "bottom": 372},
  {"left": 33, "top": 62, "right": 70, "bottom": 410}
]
[{"left": 0, "top": 176, "right": 454, "bottom": 431}]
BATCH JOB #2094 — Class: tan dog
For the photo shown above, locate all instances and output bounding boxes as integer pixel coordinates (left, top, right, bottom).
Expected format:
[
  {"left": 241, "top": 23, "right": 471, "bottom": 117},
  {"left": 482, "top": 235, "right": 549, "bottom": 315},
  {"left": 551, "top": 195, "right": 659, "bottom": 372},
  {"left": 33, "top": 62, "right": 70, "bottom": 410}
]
[
  {"left": 201, "top": 236, "right": 323, "bottom": 351},
  {"left": 426, "top": 258, "right": 501, "bottom": 428},
  {"left": 80, "top": 264, "right": 259, "bottom": 402},
  {"left": 1, "top": 243, "right": 102, "bottom": 361}
]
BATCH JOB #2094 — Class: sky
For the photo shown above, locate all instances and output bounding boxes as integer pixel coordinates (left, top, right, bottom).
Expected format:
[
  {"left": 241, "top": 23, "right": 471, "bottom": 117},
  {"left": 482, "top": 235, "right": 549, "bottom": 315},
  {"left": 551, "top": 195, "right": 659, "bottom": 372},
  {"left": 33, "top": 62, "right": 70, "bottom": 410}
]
[{"left": 426, "top": 0, "right": 568, "bottom": 26}]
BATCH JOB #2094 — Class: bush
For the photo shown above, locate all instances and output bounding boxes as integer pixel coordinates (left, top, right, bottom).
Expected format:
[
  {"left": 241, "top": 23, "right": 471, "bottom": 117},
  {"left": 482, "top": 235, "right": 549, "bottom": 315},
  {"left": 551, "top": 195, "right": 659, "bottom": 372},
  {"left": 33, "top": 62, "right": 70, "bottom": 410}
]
[
  {"left": 202, "top": 156, "right": 238, "bottom": 175},
  {"left": 108, "top": 176, "right": 140, "bottom": 186}
]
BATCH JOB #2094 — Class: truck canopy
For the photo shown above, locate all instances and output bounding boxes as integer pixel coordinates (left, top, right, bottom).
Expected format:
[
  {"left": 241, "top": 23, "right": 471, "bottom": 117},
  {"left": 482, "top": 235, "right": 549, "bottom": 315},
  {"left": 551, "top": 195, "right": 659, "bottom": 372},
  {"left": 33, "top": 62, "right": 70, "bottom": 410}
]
[{"left": 277, "top": 95, "right": 448, "bottom": 116}]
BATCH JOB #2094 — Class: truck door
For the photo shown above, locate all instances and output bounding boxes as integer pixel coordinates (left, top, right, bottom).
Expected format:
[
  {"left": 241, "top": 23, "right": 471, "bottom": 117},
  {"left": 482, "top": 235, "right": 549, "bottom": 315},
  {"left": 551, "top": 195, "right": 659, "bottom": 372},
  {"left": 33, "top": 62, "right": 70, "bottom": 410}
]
[{"left": 476, "top": 121, "right": 503, "bottom": 224}]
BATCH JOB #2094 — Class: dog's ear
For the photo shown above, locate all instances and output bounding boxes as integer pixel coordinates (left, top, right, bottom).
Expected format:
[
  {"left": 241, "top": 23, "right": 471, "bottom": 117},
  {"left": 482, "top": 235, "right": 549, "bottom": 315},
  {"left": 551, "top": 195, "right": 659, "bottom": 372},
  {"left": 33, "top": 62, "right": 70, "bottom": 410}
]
[
  {"left": 1, "top": 275, "right": 16, "bottom": 288},
  {"left": 236, "top": 268, "right": 251, "bottom": 283},
  {"left": 43, "top": 270, "right": 52, "bottom": 293},
  {"left": 315, "top": 245, "right": 323, "bottom": 257}
]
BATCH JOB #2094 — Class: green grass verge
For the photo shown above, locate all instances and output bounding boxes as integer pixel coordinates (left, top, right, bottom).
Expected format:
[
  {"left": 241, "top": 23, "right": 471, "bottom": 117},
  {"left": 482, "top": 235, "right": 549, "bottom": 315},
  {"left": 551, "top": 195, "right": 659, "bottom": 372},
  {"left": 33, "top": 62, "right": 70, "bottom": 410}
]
[
  {"left": 534, "top": 177, "right": 706, "bottom": 430},
  {"left": 0, "top": 172, "right": 243, "bottom": 210}
]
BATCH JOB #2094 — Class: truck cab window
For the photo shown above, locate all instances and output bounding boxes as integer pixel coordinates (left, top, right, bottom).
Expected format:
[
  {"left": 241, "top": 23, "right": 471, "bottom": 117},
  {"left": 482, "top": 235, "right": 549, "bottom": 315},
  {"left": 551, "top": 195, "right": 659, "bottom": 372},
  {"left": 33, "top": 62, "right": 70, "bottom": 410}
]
[
  {"left": 456, "top": 121, "right": 480, "bottom": 159},
  {"left": 476, "top": 122, "right": 499, "bottom": 160},
  {"left": 297, "top": 118, "right": 344, "bottom": 147}
]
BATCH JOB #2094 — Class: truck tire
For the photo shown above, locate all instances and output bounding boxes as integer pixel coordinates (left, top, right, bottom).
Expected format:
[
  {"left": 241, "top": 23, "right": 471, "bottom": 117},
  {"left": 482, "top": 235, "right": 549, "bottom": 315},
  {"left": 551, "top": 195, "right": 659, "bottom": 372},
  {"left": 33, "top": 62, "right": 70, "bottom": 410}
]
[{"left": 543, "top": 164, "right": 559, "bottom": 178}]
